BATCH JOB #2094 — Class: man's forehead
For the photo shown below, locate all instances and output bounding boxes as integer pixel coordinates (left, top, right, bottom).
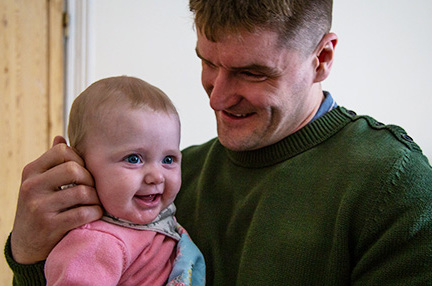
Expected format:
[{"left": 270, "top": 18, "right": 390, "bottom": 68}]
[
  {"left": 195, "top": 30, "right": 294, "bottom": 73},
  {"left": 196, "top": 30, "right": 279, "bottom": 55}
]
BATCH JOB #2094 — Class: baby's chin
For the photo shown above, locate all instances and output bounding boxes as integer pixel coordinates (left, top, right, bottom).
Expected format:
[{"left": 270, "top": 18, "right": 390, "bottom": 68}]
[
  {"left": 110, "top": 198, "right": 175, "bottom": 225},
  {"left": 128, "top": 210, "right": 161, "bottom": 225}
]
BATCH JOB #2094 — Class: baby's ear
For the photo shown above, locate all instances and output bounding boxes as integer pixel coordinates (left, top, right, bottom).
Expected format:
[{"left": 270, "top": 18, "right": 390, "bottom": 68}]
[{"left": 313, "top": 33, "right": 338, "bottom": 83}]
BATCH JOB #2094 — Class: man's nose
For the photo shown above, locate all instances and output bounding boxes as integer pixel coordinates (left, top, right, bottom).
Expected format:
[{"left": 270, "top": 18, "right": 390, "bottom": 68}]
[{"left": 207, "top": 70, "right": 239, "bottom": 111}]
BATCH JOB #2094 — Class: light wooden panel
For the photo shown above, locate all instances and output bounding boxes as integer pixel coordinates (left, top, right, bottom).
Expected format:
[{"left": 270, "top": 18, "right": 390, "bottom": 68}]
[
  {"left": 48, "top": 0, "right": 65, "bottom": 140},
  {"left": 0, "top": 0, "right": 64, "bottom": 283}
]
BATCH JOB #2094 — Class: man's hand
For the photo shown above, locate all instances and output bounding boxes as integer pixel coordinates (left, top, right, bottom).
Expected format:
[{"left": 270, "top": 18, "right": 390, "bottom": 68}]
[{"left": 10, "top": 136, "right": 103, "bottom": 264}]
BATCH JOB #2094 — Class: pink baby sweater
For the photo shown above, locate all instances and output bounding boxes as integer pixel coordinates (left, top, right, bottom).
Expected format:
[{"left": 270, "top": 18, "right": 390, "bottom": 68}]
[{"left": 45, "top": 219, "right": 176, "bottom": 285}]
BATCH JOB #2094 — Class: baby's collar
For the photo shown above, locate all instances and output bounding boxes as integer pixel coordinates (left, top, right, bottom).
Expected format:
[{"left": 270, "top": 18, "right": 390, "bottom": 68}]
[{"left": 101, "top": 203, "right": 181, "bottom": 241}]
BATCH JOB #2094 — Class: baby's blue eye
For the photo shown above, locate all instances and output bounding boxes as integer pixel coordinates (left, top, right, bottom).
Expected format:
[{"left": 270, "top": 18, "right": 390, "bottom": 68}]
[
  {"left": 126, "top": 154, "right": 141, "bottom": 164},
  {"left": 162, "top": 156, "right": 173, "bottom": 165}
]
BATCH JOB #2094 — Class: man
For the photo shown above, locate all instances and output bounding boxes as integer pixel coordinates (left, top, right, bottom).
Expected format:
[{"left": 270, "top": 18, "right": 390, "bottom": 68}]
[{"left": 6, "top": 0, "right": 432, "bottom": 284}]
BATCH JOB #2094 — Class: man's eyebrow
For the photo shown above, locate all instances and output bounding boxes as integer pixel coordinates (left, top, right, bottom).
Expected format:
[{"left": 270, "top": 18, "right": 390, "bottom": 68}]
[
  {"left": 195, "top": 47, "right": 280, "bottom": 77},
  {"left": 195, "top": 47, "right": 212, "bottom": 64},
  {"left": 195, "top": 47, "right": 204, "bottom": 60},
  {"left": 230, "top": 64, "right": 280, "bottom": 77}
]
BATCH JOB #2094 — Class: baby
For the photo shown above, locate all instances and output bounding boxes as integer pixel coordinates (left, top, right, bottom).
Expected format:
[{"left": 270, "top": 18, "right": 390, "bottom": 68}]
[{"left": 44, "top": 76, "right": 205, "bottom": 285}]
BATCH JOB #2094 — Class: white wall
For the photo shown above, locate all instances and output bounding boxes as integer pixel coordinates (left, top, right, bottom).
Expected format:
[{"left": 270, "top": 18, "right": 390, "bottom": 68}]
[
  {"left": 66, "top": 0, "right": 432, "bottom": 161},
  {"left": 326, "top": 1, "right": 432, "bottom": 161}
]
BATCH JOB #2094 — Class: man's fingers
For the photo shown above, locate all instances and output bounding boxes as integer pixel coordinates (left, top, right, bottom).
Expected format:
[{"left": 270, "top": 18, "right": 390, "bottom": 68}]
[
  {"left": 52, "top": 135, "right": 67, "bottom": 147},
  {"left": 11, "top": 136, "right": 97, "bottom": 264},
  {"left": 49, "top": 184, "right": 101, "bottom": 212},
  {"left": 11, "top": 183, "right": 102, "bottom": 264},
  {"left": 11, "top": 203, "right": 103, "bottom": 264},
  {"left": 26, "top": 188, "right": 102, "bottom": 237},
  {"left": 22, "top": 142, "right": 85, "bottom": 181},
  {"left": 20, "top": 161, "right": 94, "bottom": 200},
  {"left": 54, "top": 204, "right": 103, "bottom": 231},
  {"left": 44, "top": 160, "right": 94, "bottom": 191}
]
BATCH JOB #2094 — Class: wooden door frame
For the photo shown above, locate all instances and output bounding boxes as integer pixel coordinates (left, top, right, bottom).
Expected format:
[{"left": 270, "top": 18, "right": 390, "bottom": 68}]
[{"left": 64, "top": 0, "right": 93, "bottom": 136}]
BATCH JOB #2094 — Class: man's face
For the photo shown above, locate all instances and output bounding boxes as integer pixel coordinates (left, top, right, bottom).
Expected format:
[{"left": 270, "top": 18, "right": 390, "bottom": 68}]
[{"left": 196, "top": 29, "right": 323, "bottom": 151}]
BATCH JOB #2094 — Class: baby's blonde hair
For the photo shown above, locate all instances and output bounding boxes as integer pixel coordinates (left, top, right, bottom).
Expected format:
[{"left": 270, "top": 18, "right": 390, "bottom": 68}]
[{"left": 68, "top": 76, "right": 179, "bottom": 153}]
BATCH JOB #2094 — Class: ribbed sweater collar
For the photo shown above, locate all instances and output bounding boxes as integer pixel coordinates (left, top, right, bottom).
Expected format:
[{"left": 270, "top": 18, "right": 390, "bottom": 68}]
[{"left": 224, "top": 107, "right": 352, "bottom": 168}]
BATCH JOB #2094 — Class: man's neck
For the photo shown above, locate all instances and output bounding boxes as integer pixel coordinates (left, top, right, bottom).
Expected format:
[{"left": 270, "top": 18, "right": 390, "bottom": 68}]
[{"left": 293, "top": 84, "right": 325, "bottom": 134}]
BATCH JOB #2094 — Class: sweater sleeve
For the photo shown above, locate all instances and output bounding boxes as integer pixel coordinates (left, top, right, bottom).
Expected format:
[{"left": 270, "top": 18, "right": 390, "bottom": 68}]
[
  {"left": 45, "top": 227, "right": 128, "bottom": 286},
  {"left": 4, "top": 234, "right": 46, "bottom": 286},
  {"left": 352, "top": 150, "right": 432, "bottom": 284}
]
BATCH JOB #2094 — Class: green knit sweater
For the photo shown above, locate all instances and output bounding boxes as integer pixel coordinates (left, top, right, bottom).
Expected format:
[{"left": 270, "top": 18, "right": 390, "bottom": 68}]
[
  {"left": 175, "top": 107, "right": 432, "bottom": 285},
  {"left": 5, "top": 107, "right": 432, "bottom": 285}
]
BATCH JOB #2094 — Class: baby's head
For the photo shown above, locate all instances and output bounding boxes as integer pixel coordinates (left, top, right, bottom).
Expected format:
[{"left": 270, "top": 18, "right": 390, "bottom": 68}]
[
  {"left": 68, "top": 76, "right": 179, "bottom": 154},
  {"left": 68, "top": 76, "right": 182, "bottom": 224}
]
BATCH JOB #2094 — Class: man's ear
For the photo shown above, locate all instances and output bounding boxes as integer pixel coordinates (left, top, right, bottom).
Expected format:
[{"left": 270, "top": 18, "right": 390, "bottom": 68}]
[{"left": 313, "top": 32, "right": 338, "bottom": 83}]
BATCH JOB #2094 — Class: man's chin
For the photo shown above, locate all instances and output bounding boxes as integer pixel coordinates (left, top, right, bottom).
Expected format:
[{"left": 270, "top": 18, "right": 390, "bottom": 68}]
[{"left": 218, "top": 133, "right": 260, "bottom": 152}]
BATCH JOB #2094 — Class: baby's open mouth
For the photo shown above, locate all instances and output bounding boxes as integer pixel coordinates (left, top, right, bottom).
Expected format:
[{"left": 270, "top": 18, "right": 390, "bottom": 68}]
[{"left": 136, "top": 194, "right": 160, "bottom": 202}]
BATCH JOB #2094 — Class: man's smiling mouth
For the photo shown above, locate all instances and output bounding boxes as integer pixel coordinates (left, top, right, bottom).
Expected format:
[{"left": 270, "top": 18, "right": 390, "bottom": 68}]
[{"left": 223, "top": 111, "right": 254, "bottom": 118}]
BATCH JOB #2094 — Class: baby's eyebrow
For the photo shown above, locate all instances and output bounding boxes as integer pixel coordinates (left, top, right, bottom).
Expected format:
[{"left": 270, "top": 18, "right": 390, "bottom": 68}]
[{"left": 163, "top": 148, "right": 182, "bottom": 156}]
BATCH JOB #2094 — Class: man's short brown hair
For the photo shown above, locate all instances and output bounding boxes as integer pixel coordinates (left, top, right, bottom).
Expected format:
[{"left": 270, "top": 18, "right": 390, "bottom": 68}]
[{"left": 190, "top": 0, "right": 333, "bottom": 52}]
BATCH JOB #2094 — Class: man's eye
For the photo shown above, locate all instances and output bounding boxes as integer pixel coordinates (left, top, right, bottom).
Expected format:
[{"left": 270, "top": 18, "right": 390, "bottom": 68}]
[
  {"left": 240, "top": 71, "right": 267, "bottom": 81},
  {"left": 162, "top": 156, "right": 173, "bottom": 165},
  {"left": 126, "top": 154, "right": 141, "bottom": 164}
]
